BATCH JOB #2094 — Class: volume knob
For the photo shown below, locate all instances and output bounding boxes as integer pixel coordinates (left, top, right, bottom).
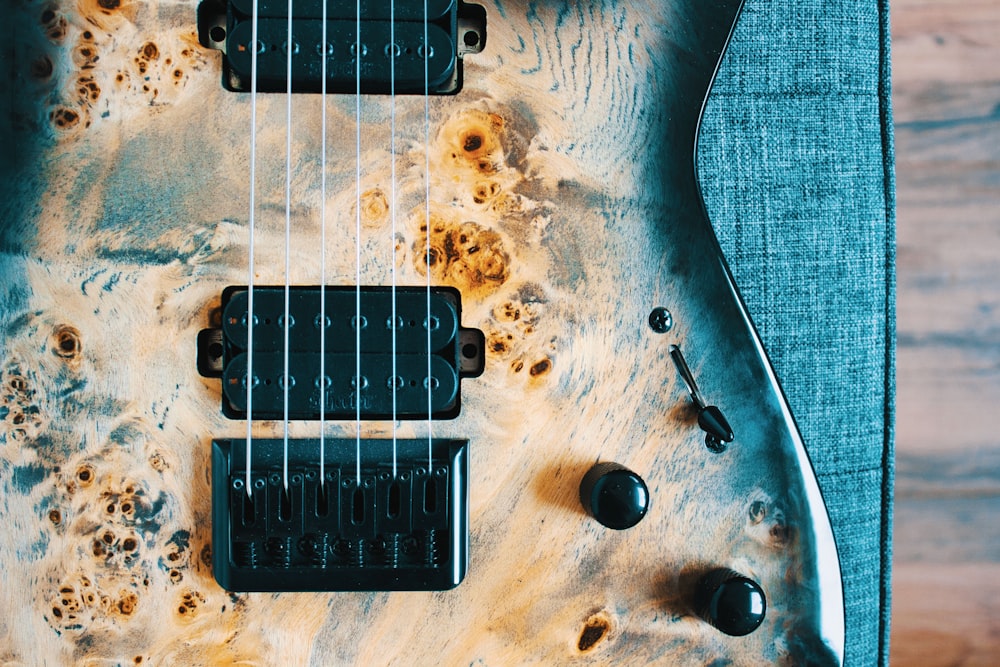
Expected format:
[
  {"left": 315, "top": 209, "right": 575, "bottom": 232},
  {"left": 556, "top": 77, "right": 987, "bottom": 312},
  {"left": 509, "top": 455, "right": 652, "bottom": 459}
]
[
  {"left": 579, "top": 462, "right": 650, "bottom": 530},
  {"left": 694, "top": 569, "right": 767, "bottom": 636}
]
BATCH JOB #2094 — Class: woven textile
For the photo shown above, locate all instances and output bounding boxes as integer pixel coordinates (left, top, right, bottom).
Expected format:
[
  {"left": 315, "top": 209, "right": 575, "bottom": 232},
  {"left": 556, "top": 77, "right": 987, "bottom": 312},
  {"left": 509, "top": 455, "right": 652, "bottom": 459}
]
[{"left": 698, "top": 0, "right": 896, "bottom": 663}]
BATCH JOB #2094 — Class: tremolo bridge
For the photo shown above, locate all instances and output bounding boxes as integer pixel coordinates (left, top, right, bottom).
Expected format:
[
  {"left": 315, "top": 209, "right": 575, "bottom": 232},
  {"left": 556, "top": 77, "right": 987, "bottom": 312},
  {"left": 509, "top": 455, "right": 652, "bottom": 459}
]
[
  {"left": 198, "top": 287, "right": 485, "bottom": 591},
  {"left": 212, "top": 438, "right": 469, "bottom": 591}
]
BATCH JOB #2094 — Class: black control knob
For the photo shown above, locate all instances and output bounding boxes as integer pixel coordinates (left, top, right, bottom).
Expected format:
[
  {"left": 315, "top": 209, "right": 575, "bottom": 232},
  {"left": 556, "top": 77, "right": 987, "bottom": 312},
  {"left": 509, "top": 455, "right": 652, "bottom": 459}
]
[
  {"left": 694, "top": 568, "right": 766, "bottom": 636},
  {"left": 579, "top": 462, "right": 650, "bottom": 530}
]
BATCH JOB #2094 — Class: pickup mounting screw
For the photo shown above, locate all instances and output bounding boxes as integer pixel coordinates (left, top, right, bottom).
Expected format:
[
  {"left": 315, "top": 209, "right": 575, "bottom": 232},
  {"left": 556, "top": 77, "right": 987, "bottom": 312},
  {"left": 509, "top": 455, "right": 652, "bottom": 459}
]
[{"left": 648, "top": 307, "right": 673, "bottom": 333}]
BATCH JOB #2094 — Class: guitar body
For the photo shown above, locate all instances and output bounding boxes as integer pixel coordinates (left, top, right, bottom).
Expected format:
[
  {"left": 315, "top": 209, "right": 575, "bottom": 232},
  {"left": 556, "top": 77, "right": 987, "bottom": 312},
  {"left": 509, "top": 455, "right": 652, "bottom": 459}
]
[{"left": 0, "top": 0, "right": 844, "bottom": 664}]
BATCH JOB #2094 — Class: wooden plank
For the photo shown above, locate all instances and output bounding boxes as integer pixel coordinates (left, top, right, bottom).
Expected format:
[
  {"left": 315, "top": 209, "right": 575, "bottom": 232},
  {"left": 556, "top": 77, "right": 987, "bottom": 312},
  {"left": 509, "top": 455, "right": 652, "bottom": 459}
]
[
  {"left": 891, "top": 0, "right": 1000, "bottom": 93},
  {"left": 892, "top": 563, "right": 1000, "bottom": 667},
  {"left": 891, "top": 0, "right": 1000, "bottom": 662},
  {"left": 894, "top": 496, "right": 1000, "bottom": 562}
]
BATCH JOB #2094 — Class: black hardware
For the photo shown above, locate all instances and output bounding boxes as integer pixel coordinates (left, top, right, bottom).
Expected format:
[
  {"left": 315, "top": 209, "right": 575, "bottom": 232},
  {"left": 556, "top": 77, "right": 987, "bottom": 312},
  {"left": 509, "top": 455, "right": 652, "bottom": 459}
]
[
  {"left": 668, "top": 345, "right": 735, "bottom": 452},
  {"left": 695, "top": 568, "right": 767, "bottom": 636},
  {"left": 579, "top": 461, "right": 650, "bottom": 530},
  {"left": 212, "top": 437, "right": 469, "bottom": 591},
  {"left": 197, "top": 0, "right": 487, "bottom": 94},
  {"left": 648, "top": 306, "right": 674, "bottom": 334},
  {"left": 198, "top": 285, "right": 485, "bottom": 421}
]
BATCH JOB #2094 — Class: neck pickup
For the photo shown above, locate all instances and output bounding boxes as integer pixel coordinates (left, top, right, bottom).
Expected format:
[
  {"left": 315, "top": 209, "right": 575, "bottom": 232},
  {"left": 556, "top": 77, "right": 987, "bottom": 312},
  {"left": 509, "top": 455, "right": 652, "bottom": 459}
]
[{"left": 197, "top": 0, "right": 487, "bottom": 94}]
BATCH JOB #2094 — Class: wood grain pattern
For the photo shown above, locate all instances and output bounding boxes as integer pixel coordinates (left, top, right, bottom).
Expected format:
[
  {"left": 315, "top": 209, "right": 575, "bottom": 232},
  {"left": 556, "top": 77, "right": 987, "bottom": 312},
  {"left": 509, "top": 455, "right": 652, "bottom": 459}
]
[
  {"left": 891, "top": 0, "right": 1000, "bottom": 662},
  {"left": 0, "top": 0, "right": 843, "bottom": 664}
]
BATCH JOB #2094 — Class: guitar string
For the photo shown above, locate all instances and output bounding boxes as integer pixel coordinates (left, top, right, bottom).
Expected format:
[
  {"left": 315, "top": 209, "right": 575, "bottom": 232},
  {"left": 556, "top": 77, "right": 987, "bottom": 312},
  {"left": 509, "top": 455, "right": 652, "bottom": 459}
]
[
  {"left": 244, "top": 0, "right": 261, "bottom": 498},
  {"left": 390, "top": 0, "right": 399, "bottom": 479},
  {"left": 354, "top": 0, "right": 363, "bottom": 486},
  {"left": 281, "top": 0, "right": 294, "bottom": 492},
  {"left": 241, "top": 0, "right": 437, "bottom": 501},
  {"left": 318, "top": 0, "right": 329, "bottom": 491},
  {"left": 423, "top": 0, "right": 433, "bottom": 473}
]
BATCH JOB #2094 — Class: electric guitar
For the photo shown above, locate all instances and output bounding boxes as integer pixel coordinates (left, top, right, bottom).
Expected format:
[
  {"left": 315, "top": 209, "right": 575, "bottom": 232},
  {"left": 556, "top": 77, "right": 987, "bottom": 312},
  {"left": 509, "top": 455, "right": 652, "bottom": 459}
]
[{"left": 0, "top": 0, "right": 845, "bottom": 663}]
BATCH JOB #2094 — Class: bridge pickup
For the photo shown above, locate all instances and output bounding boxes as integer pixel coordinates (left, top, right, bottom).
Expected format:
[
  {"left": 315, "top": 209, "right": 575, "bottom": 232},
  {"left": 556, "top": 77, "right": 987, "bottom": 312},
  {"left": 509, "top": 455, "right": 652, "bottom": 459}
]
[
  {"left": 199, "top": 285, "right": 486, "bottom": 421},
  {"left": 211, "top": 438, "right": 468, "bottom": 591},
  {"left": 197, "top": 0, "right": 487, "bottom": 94}
]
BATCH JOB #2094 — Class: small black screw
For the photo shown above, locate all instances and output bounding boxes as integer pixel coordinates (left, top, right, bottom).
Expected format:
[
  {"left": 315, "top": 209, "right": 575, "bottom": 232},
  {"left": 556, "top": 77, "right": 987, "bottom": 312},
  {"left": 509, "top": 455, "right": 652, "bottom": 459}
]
[
  {"left": 648, "top": 307, "right": 674, "bottom": 333},
  {"left": 705, "top": 435, "right": 728, "bottom": 453}
]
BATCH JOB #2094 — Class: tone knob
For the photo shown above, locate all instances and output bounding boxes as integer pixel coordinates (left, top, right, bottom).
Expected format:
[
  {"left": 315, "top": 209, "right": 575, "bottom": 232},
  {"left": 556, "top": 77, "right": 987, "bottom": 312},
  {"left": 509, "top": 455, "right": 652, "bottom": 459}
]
[
  {"left": 579, "top": 462, "right": 650, "bottom": 530},
  {"left": 694, "top": 568, "right": 766, "bottom": 636}
]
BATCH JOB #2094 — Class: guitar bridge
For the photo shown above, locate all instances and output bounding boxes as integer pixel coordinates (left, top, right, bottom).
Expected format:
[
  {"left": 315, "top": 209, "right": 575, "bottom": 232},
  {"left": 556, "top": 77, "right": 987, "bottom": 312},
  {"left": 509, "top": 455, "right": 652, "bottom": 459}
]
[
  {"left": 196, "top": 0, "right": 487, "bottom": 94},
  {"left": 197, "top": 285, "right": 486, "bottom": 421},
  {"left": 212, "top": 438, "right": 469, "bottom": 591}
]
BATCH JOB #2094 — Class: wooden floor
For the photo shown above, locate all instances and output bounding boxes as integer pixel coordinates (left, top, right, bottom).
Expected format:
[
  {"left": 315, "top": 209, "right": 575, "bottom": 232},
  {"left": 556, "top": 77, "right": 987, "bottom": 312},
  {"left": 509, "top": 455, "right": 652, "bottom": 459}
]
[{"left": 890, "top": 0, "right": 1000, "bottom": 663}]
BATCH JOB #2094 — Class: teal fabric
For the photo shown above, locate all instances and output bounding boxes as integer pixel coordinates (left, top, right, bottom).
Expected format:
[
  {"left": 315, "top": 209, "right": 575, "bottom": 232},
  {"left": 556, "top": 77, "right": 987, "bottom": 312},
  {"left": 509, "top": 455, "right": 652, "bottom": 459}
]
[{"left": 698, "top": 0, "right": 895, "bottom": 664}]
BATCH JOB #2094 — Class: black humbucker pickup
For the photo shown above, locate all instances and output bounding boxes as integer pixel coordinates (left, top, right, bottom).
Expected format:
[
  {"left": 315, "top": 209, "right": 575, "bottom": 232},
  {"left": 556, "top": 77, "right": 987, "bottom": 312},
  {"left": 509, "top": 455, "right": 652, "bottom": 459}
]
[
  {"left": 212, "top": 438, "right": 468, "bottom": 591},
  {"left": 198, "top": 285, "right": 485, "bottom": 421},
  {"left": 197, "top": 0, "right": 487, "bottom": 94}
]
